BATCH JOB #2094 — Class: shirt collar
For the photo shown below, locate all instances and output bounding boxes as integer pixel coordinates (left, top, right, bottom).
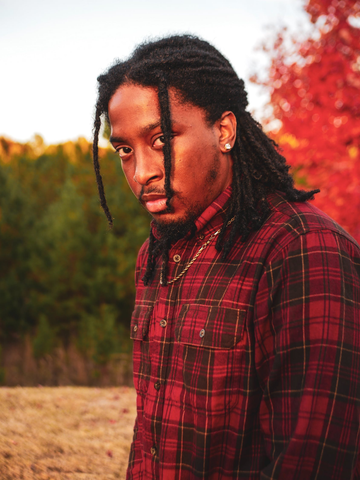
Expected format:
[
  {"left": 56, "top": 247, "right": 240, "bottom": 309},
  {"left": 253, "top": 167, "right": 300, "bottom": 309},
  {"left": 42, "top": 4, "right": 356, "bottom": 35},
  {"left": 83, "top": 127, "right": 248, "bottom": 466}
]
[{"left": 194, "top": 185, "right": 232, "bottom": 234}]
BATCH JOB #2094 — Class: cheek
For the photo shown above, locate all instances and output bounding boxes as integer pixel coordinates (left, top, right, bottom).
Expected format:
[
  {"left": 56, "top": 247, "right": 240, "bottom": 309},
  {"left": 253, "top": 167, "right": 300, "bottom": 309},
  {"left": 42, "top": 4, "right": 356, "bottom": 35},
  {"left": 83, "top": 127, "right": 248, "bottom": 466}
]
[
  {"left": 121, "top": 163, "right": 137, "bottom": 194},
  {"left": 172, "top": 163, "right": 197, "bottom": 191},
  {"left": 174, "top": 143, "right": 212, "bottom": 177}
]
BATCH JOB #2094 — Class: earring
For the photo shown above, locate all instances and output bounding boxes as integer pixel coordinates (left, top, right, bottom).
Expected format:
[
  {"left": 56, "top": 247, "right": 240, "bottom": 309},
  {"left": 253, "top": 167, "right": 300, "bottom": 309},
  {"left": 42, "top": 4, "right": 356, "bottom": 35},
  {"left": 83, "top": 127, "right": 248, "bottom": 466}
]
[
  {"left": 225, "top": 143, "right": 232, "bottom": 151},
  {"left": 133, "top": 175, "right": 137, "bottom": 183}
]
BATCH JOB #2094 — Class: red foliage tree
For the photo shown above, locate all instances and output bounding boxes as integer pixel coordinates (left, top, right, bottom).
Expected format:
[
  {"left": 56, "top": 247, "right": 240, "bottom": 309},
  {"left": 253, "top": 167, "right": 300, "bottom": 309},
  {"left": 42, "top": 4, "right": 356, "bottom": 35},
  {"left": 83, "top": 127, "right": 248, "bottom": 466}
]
[{"left": 253, "top": 0, "right": 360, "bottom": 241}]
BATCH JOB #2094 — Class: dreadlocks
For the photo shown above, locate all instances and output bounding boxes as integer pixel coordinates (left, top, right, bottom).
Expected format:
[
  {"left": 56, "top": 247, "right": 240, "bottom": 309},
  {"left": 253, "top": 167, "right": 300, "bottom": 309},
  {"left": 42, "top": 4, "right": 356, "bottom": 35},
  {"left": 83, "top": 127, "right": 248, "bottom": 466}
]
[{"left": 93, "top": 34, "right": 319, "bottom": 285}]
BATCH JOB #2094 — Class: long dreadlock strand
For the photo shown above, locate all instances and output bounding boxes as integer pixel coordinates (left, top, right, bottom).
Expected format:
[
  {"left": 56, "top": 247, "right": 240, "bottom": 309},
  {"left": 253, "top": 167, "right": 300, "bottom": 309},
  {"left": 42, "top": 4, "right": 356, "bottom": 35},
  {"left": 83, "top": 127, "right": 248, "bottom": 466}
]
[
  {"left": 157, "top": 77, "right": 174, "bottom": 207},
  {"left": 92, "top": 107, "right": 113, "bottom": 227}
]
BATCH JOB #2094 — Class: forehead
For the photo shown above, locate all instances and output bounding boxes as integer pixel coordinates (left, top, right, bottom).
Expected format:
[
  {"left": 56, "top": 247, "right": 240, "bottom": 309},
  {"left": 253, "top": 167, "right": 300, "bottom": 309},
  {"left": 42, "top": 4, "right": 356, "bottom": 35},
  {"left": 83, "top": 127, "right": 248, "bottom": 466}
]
[
  {"left": 108, "top": 84, "right": 160, "bottom": 118},
  {"left": 107, "top": 83, "right": 208, "bottom": 134}
]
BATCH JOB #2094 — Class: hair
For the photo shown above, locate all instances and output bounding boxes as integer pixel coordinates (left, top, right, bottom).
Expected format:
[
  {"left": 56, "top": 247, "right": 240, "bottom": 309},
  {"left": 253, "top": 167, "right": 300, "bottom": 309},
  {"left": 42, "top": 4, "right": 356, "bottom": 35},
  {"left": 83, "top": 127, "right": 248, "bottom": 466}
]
[{"left": 93, "top": 34, "right": 319, "bottom": 285}]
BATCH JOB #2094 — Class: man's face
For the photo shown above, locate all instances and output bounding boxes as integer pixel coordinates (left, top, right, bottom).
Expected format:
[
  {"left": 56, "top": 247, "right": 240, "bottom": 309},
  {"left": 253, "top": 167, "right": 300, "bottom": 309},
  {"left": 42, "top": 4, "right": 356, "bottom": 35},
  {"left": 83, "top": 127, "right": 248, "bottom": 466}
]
[{"left": 108, "top": 83, "right": 233, "bottom": 225}]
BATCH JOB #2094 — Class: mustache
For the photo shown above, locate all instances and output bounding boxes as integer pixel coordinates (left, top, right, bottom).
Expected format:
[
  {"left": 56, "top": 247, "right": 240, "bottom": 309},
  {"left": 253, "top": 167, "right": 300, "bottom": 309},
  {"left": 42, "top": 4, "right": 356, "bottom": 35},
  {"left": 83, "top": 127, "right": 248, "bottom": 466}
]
[{"left": 139, "top": 186, "right": 178, "bottom": 202}]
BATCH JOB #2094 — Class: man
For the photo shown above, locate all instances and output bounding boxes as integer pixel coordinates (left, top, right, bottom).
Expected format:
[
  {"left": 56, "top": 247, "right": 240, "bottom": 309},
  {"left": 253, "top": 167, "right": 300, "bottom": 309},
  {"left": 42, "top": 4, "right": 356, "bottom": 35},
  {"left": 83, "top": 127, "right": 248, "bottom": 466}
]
[{"left": 92, "top": 35, "right": 360, "bottom": 479}]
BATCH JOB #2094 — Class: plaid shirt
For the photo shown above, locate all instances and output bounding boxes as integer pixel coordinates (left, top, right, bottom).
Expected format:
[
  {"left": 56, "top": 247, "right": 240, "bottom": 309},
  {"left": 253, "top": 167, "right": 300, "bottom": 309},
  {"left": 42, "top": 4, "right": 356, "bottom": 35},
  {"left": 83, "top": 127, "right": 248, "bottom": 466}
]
[{"left": 127, "top": 188, "right": 360, "bottom": 480}]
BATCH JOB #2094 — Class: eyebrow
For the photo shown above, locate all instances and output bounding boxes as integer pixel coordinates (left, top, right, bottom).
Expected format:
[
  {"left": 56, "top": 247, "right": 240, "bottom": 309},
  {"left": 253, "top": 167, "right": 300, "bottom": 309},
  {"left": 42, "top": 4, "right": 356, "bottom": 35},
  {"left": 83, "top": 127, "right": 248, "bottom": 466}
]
[
  {"left": 110, "top": 121, "right": 162, "bottom": 145},
  {"left": 140, "top": 121, "right": 162, "bottom": 136}
]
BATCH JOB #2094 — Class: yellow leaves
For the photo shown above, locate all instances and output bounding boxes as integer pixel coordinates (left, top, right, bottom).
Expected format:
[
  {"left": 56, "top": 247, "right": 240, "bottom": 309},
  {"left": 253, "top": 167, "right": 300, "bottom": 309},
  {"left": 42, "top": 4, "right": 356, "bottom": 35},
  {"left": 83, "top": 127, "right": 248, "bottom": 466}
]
[
  {"left": 41, "top": 138, "right": 93, "bottom": 164},
  {"left": 0, "top": 135, "right": 46, "bottom": 163},
  {"left": 0, "top": 137, "right": 32, "bottom": 163},
  {"left": 278, "top": 133, "right": 300, "bottom": 149},
  {"left": 77, "top": 137, "right": 91, "bottom": 155},
  {"left": 348, "top": 146, "right": 358, "bottom": 158}
]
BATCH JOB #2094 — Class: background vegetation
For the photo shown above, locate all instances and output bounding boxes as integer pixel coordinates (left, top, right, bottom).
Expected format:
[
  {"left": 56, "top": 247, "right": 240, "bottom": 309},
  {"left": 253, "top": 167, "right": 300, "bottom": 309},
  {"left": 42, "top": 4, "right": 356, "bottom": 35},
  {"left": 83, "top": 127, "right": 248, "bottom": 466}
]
[
  {"left": 0, "top": 0, "right": 359, "bottom": 386},
  {"left": 0, "top": 136, "right": 150, "bottom": 385},
  {"left": 252, "top": 0, "right": 360, "bottom": 241}
]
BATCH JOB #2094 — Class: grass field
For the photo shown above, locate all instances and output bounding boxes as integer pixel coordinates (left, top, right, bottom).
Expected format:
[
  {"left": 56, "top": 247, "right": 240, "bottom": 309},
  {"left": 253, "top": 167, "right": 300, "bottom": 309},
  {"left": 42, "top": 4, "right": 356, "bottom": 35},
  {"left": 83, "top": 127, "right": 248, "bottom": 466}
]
[{"left": 0, "top": 386, "right": 137, "bottom": 479}]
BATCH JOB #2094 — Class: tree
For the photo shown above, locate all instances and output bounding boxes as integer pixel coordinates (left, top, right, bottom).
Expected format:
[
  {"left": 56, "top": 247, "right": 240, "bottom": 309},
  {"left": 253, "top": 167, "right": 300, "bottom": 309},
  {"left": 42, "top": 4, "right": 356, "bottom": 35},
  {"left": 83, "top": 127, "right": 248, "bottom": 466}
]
[
  {"left": 0, "top": 137, "right": 150, "bottom": 343},
  {"left": 252, "top": 0, "right": 360, "bottom": 241}
]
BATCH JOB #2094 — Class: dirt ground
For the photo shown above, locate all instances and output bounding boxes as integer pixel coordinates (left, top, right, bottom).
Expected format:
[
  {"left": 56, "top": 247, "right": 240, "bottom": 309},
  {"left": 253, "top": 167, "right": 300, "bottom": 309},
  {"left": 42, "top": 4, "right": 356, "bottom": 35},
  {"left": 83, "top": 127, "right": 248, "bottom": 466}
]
[{"left": 0, "top": 386, "right": 137, "bottom": 479}]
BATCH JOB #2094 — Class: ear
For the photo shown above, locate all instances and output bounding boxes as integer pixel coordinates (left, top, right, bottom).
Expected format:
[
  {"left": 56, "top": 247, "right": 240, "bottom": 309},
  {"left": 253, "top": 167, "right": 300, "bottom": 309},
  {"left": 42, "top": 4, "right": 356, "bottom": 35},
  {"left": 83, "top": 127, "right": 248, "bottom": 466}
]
[{"left": 217, "top": 111, "right": 237, "bottom": 153}]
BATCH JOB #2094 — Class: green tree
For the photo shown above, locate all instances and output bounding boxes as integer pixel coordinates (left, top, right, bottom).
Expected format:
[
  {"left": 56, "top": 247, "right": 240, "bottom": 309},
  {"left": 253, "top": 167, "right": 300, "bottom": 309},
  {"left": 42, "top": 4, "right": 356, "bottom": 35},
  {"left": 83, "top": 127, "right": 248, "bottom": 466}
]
[{"left": 0, "top": 136, "right": 149, "bottom": 353}]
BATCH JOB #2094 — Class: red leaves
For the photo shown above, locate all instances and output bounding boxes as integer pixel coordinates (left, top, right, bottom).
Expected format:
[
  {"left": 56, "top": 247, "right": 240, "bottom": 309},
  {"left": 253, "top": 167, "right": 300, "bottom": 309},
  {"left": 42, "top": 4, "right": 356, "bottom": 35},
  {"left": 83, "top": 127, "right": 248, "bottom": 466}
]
[
  {"left": 305, "top": 0, "right": 360, "bottom": 25},
  {"left": 254, "top": 0, "right": 360, "bottom": 241}
]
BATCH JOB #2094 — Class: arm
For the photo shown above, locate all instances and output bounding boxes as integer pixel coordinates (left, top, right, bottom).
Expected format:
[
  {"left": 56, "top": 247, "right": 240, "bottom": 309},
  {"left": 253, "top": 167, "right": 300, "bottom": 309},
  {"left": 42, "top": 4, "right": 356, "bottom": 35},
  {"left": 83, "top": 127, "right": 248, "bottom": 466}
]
[{"left": 254, "top": 230, "right": 360, "bottom": 479}]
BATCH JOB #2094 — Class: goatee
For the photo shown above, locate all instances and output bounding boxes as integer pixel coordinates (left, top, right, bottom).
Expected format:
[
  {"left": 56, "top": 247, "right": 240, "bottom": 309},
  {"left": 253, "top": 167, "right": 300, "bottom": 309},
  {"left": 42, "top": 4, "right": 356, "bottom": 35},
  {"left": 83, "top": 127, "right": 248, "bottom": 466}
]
[{"left": 153, "top": 216, "right": 197, "bottom": 248}]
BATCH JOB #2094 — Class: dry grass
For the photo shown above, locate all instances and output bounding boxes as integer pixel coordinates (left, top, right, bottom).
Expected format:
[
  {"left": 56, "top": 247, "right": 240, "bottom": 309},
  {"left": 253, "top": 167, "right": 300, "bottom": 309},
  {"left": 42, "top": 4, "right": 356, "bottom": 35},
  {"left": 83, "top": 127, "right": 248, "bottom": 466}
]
[
  {"left": 0, "top": 386, "right": 137, "bottom": 479},
  {"left": 2, "top": 340, "right": 133, "bottom": 387}
]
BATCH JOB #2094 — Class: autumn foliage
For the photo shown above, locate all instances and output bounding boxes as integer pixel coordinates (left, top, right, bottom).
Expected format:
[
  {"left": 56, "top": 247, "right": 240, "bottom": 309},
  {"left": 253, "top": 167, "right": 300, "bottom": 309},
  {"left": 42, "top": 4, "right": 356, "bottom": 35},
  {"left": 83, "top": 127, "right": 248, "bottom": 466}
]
[
  {"left": 253, "top": 0, "right": 360, "bottom": 241},
  {"left": 0, "top": 136, "right": 150, "bottom": 384}
]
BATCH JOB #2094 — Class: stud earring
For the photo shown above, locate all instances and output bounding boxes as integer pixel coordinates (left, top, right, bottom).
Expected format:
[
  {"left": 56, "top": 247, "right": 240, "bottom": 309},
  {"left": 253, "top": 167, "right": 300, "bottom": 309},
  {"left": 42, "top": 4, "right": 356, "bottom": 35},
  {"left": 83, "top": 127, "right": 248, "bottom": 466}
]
[{"left": 225, "top": 143, "right": 232, "bottom": 151}]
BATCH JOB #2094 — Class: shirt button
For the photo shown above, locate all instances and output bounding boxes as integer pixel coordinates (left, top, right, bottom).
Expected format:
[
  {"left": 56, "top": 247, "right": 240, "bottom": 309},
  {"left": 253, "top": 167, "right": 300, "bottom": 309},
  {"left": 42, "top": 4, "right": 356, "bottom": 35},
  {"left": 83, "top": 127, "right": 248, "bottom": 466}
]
[
  {"left": 173, "top": 254, "right": 181, "bottom": 262},
  {"left": 199, "top": 329, "right": 205, "bottom": 338},
  {"left": 133, "top": 325, "right": 138, "bottom": 332},
  {"left": 154, "top": 381, "right": 161, "bottom": 391},
  {"left": 159, "top": 319, "right": 167, "bottom": 328},
  {"left": 150, "top": 446, "right": 157, "bottom": 456},
  {"left": 198, "top": 233, "right": 205, "bottom": 240}
]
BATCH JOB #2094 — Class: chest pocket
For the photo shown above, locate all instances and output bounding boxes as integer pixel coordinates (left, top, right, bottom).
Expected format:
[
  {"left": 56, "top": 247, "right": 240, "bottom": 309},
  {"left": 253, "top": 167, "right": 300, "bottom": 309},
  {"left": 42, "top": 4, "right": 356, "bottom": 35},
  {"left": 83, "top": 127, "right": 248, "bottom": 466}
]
[
  {"left": 175, "top": 304, "right": 247, "bottom": 415},
  {"left": 130, "top": 304, "right": 152, "bottom": 341},
  {"left": 130, "top": 304, "right": 153, "bottom": 393}
]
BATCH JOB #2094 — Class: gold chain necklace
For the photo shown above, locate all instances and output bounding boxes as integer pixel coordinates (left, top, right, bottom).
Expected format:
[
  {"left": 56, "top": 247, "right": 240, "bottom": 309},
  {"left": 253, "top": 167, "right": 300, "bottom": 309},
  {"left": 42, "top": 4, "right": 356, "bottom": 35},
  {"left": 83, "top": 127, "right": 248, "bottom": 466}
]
[{"left": 160, "top": 217, "right": 235, "bottom": 285}]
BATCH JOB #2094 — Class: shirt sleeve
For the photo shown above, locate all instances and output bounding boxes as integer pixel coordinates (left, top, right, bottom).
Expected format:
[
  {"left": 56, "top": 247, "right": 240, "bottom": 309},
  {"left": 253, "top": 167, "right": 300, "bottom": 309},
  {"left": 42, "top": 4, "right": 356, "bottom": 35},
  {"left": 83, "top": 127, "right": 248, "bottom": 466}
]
[{"left": 254, "top": 229, "right": 360, "bottom": 479}]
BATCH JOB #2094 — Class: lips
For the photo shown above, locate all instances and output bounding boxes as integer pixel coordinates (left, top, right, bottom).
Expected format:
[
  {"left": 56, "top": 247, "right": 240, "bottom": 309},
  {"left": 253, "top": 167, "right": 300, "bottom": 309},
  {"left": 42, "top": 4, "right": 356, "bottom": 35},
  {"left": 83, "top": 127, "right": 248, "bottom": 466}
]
[{"left": 141, "top": 194, "right": 168, "bottom": 213}]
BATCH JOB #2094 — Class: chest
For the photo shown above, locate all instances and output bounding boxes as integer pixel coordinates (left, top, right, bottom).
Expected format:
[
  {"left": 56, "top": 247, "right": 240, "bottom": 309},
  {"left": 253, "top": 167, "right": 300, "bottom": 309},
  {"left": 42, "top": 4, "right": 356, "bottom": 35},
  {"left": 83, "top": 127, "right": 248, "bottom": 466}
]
[{"left": 131, "top": 236, "right": 270, "bottom": 353}]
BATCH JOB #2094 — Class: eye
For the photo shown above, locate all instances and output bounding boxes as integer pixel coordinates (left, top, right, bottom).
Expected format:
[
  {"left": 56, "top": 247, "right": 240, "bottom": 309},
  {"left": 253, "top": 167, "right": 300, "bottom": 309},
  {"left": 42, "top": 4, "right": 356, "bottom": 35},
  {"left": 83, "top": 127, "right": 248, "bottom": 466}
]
[
  {"left": 153, "top": 135, "right": 166, "bottom": 147},
  {"left": 153, "top": 134, "right": 174, "bottom": 148},
  {"left": 116, "top": 146, "right": 132, "bottom": 159}
]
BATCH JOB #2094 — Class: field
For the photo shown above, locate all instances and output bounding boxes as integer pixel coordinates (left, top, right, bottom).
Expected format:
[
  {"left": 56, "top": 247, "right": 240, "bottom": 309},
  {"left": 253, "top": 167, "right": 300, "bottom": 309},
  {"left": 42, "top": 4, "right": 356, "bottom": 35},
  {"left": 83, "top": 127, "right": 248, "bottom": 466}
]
[{"left": 0, "top": 386, "right": 137, "bottom": 479}]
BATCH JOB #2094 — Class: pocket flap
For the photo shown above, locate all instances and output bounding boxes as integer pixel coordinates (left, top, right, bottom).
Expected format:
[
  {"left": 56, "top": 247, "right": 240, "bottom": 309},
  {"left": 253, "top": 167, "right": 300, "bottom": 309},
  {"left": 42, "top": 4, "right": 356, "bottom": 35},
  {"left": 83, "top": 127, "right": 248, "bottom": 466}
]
[
  {"left": 175, "top": 304, "right": 246, "bottom": 349},
  {"left": 130, "top": 304, "right": 153, "bottom": 340}
]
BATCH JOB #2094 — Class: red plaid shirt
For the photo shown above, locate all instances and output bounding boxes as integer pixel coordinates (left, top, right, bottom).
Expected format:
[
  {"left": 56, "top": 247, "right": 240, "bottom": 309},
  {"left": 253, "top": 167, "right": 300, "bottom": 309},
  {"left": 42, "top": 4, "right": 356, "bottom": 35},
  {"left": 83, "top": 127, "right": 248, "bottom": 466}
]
[{"left": 127, "top": 188, "right": 360, "bottom": 479}]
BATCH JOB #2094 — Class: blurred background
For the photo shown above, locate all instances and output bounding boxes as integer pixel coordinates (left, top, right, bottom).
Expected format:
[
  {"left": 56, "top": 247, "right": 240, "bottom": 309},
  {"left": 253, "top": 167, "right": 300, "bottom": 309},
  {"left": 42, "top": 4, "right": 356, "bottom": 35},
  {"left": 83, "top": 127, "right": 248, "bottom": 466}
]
[{"left": 0, "top": 0, "right": 359, "bottom": 386}]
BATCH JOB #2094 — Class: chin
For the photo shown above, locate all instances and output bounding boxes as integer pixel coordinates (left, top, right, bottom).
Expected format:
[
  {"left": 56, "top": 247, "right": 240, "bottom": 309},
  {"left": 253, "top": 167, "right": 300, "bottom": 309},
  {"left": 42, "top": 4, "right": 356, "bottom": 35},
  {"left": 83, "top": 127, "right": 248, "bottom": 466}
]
[
  {"left": 152, "top": 206, "right": 183, "bottom": 224},
  {"left": 154, "top": 214, "right": 182, "bottom": 227},
  {"left": 152, "top": 199, "right": 203, "bottom": 229}
]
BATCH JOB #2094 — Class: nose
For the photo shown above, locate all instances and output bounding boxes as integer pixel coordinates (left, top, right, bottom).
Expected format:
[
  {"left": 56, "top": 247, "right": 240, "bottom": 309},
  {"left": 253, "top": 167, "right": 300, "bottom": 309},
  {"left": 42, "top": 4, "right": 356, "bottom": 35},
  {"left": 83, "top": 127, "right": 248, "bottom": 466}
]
[{"left": 133, "top": 149, "right": 163, "bottom": 186}]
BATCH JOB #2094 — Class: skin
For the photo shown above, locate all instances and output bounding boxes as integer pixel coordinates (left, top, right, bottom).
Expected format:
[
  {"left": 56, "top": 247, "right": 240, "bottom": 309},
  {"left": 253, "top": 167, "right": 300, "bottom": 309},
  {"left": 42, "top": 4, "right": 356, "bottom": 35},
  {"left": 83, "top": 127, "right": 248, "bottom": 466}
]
[{"left": 108, "top": 83, "right": 236, "bottom": 225}]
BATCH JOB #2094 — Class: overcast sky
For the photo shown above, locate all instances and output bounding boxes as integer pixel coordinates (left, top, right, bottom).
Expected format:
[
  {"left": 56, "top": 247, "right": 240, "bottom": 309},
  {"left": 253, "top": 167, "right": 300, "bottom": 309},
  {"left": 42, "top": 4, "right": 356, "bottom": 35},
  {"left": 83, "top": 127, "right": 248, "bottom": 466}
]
[{"left": 0, "top": 0, "right": 307, "bottom": 145}]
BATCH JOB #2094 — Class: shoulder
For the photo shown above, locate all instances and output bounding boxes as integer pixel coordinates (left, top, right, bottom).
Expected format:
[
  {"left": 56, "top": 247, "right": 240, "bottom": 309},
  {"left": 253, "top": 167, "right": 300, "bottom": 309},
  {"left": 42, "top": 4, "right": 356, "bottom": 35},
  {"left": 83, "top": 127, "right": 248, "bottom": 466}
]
[{"left": 263, "top": 192, "right": 360, "bottom": 255}]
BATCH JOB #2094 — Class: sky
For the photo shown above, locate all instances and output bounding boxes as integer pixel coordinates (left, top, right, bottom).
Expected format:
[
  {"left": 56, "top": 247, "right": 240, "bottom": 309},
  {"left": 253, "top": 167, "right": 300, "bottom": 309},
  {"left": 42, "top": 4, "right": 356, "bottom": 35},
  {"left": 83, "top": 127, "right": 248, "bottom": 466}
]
[{"left": 0, "top": 0, "right": 307, "bottom": 145}]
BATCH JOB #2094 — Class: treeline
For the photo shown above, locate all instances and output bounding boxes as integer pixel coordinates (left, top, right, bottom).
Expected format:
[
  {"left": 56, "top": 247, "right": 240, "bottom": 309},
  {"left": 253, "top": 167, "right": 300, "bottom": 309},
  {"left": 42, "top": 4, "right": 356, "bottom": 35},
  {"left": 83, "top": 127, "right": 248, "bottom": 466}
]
[{"left": 0, "top": 136, "right": 150, "bottom": 385}]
